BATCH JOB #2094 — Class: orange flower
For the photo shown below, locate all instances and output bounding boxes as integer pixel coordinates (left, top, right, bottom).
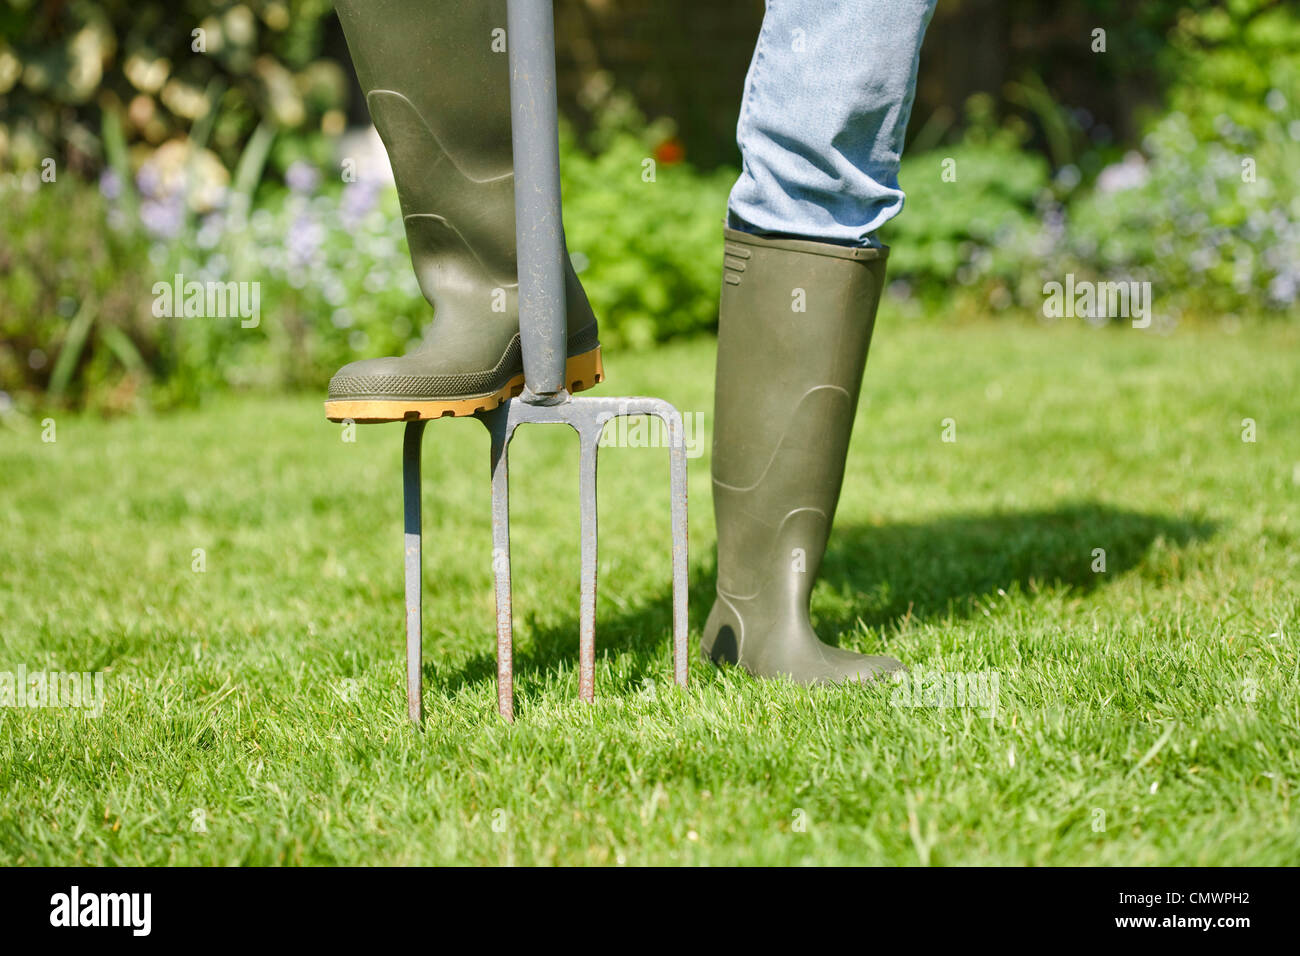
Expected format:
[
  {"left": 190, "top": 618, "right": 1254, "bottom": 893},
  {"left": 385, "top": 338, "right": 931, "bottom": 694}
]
[{"left": 654, "top": 137, "right": 685, "bottom": 166}]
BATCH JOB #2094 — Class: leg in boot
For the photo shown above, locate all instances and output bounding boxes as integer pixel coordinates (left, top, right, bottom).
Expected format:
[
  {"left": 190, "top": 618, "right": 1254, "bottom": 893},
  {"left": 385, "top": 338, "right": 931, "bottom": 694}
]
[
  {"left": 703, "top": 0, "right": 937, "bottom": 683},
  {"left": 325, "top": 0, "right": 603, "bottom": 423}
]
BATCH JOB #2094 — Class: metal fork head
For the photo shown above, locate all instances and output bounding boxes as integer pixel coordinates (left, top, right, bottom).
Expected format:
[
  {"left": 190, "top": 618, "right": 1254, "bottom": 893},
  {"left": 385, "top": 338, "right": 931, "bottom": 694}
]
[
  {"left": 398, "top": 2, "right": 687, "bottom": 725},
  {"left": 479, "top": 393, "right": 690, "bottom": 722}
]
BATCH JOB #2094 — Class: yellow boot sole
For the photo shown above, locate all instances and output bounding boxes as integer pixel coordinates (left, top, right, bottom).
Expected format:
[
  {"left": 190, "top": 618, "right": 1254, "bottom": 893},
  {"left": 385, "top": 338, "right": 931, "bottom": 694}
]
[{"left": 324, "top": 347, "right": 604, "bottom": 423}]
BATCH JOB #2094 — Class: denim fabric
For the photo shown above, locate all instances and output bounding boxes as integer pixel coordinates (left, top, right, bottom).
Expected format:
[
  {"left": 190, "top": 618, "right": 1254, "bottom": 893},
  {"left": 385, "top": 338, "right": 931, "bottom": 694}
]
[{"left": 726, "top": 0, "right": 938, "bottom": 247}]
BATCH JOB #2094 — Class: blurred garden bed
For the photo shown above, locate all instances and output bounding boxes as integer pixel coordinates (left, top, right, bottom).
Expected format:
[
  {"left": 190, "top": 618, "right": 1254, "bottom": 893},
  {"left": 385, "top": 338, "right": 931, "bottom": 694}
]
[{"left": 0, "top": 1, "right": 1297, "bottom": 415}]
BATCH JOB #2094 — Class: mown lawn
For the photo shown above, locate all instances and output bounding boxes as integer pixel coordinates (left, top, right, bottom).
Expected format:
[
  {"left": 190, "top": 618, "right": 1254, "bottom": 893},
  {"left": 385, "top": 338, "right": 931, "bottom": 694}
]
[{"left": 1, "top": 316, "right": 1297, "bottom": 865}]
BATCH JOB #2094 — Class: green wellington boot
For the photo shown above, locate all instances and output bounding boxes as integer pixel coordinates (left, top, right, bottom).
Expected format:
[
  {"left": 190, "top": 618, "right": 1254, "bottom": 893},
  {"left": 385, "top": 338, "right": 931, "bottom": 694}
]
[
  {"left": 701, "top": 228, "right": 905, "bottom": 684},
  {"left": 325, "top": 0, "right": 602, "bottom": 423}
]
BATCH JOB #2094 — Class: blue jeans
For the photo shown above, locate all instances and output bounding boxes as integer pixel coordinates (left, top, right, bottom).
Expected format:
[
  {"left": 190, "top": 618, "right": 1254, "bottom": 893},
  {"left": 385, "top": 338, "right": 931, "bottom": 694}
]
[{"left": 727, "top": 0, "right": 938, "bottom": 247}]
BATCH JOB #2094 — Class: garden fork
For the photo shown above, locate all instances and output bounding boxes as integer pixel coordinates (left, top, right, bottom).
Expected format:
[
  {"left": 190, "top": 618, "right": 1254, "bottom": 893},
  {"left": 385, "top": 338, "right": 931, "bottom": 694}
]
[{"left": 401, "top": 0, "right": 689, "bottom": 723}]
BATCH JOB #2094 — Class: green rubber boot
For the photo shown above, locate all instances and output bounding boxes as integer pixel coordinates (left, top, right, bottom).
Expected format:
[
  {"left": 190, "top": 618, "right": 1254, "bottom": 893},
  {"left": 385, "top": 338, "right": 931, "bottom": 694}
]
[
  {"left": 701, "top": 228, "right": 904, "bottom": 684},
  {"left": 325, "top": 0, "right": 602, "bottom": 423}
]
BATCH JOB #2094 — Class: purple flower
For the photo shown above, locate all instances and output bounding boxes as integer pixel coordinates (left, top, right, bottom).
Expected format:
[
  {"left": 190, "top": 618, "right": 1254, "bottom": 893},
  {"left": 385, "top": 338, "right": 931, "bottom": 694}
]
[
  {"left": 99, "top": 168, "right": 122, "bottom": 201},
  {"left": 287, "top": 213, "right": 326, "bottom": 269},
  {"left": 888, "top": 279, "right": 912, "bottom": 301},
  {"left": 286, "top": 160, "right": 320, "bottom": 195},
  {"left": 1268, "top": 272, "right": 1297, "bottom": 306},
  {"left": 197, "top": 212, "right": 225, "bottom": 249},
  {"left": 136, "top": 163, "right": 163, "bottom": 199},
  {"left": 1096, "top": 152, "right": 1149, "bottom": 195},
  {"left": 1053, "top": 165, "right": 1082, "bottom": 192},
  {"left": 340, "top": 179, "right": 380, "bottom": 229},
  {"left": 139, "top": 195, "right": 186, "bottom": 240}
]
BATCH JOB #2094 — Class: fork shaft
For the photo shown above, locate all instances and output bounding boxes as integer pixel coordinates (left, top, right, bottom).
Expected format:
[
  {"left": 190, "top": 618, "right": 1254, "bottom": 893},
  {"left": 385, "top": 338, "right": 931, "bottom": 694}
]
[{"left": 506, "top": 0, "right": 567, "bottom": 395}]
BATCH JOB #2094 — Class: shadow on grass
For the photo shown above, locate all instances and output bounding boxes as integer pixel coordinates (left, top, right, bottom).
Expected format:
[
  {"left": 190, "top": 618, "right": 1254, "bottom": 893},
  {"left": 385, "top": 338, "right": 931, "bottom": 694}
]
[
  {"left": 424, "top": 502, "right": 1216, "bottom": 709},
  {"left": 816, "top": 502, "right": 1215, "bottom": 640}
]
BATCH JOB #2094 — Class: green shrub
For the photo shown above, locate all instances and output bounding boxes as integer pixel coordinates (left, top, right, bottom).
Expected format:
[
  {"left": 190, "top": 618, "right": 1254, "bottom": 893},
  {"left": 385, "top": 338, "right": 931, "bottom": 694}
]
[
  {"left": 0, "top": 174, "right": 156, "bottom": 413},
  {"left": 884, "top": 141, "right": 1049, "bottom": 307},
  {"left": 1042, "top": 0, "right": 1300, "bottom": 317},
  {"left": 879, "top": 96, "right": 1051, "bottom": 310},
  {"left": 0, "top": 157, "right": 421, "bottom": 413},
  {"left": 1056, "top": 109, "right": 1299, "bottom": 315},
  {"left": 560, "top": 101, "right": 734, "bottom": 349},
  {"left": 0, "top": 96, "right": 738, "bottom": 412},
  {"left": 880, "top": 1, "right": 1300, "bottom": 322}
]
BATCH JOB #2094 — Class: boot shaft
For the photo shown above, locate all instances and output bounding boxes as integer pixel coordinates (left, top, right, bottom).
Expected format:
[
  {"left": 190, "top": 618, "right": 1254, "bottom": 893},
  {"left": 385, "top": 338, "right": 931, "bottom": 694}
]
[
  {"left": 711, "top": 228, "right": 887, "bottom": 599},
  {"left": 335, "top": 0, "right": 512, "bottom": 183},
  {"left": 703, "top": 228, "right": 901, "bottom": 682},
  {"left": 332, "top": 0, "right": 596, "bottom": 351}
]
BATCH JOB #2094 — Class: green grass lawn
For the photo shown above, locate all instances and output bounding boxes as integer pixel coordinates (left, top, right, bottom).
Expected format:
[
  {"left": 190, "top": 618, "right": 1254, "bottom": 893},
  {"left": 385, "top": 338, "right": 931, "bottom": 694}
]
[{"left": 1, "top": 316, "right": 1297, "bottom": 865}]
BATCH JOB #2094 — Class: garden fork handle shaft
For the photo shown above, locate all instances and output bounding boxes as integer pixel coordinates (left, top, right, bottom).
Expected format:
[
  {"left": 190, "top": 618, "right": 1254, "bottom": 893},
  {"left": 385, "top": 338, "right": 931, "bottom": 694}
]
[{"left": 507, "top": 0, "right": 568, "bottom": 398}]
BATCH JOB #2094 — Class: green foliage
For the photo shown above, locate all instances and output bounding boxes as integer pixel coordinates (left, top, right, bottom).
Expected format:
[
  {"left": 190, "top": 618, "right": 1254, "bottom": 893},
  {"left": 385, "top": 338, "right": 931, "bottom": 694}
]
[
  {"left": 560, "top": 101, "right": 734, "bottom": 349},
  {"left": 1160, "top": 0, "right": 1300, "bottom": 142},
  {"left": 1044, "top": 0, "right": 1300, "bottom": 316},
  {"left": 0, "top": 97, "right": 739, "bottom": 412},
  {"left": 0, "top": 155, "right": 422, "bottom": 413},
  {"left": 884, "top": 101, "right": 1051, "bottom": 308},
  {"left": 144, "top": 180, "right": 425, "bottom": 408},
  {"left": 5, "top": 2, "right": 1299, "bottom": 413},
  {"left": 1057, "top": 108, "right": 1299, "bottom": 314},
  {"left": 881, "top": 2, "right": 1300, "bottom": 320},
  {"left": 0, "top": 176, "right": 156, "bottom": 413}
]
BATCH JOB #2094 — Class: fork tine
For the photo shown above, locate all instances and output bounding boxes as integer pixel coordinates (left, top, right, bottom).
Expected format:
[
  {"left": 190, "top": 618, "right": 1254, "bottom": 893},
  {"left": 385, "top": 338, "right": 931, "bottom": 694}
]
[
  {"left": 402, "top": 419, "right": 427, "bottom": 725},
  {"left": 468, "top": 395, "right": 687, "bottom": 719},
  {"left": 489, "top": 417, "right": 515, "bottom": 722},
  {"left": 577, "top": 429, "right": 600, "bottom": 703},
  {"left": 662, "top": 409, "right": 690, "bottom": 688}
]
